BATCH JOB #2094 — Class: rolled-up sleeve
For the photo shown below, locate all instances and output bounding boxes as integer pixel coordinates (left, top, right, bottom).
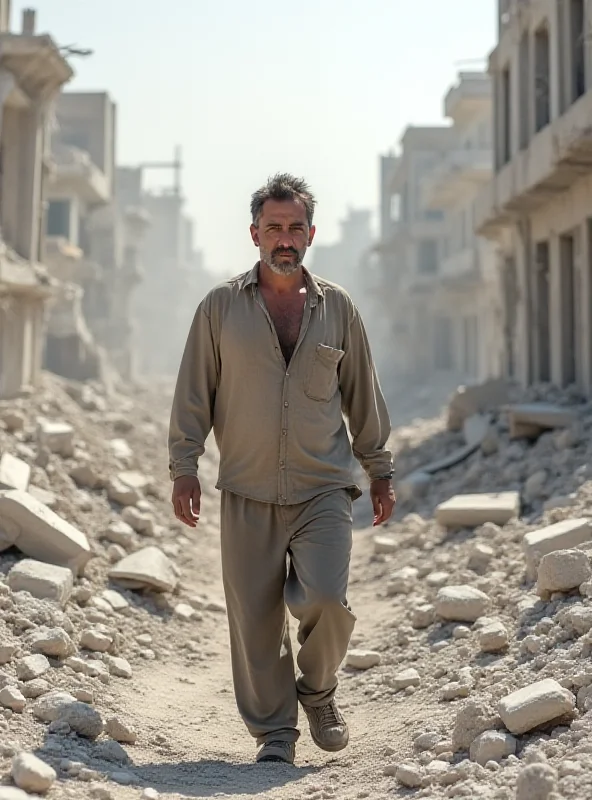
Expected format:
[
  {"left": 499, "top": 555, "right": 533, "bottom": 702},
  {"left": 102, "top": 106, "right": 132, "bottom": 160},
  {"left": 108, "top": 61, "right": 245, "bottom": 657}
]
[
  {"left": 339, "top": 305, "right": 393, "bottom": 480},
  {"left": 168, "top": 298, "right": 220, "bottom": 481}
]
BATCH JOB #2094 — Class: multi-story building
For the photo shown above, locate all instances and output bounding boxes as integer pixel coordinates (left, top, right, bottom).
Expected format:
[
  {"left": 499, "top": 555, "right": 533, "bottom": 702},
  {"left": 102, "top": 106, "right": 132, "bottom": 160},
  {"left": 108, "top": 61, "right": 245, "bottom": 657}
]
[
  {"left": 0, "top": 5, "right": 73, "bottom": 398},
  {"left": 423, "top": 72, "right": 502, "bottom": 380},
  {"left": 375, "top": 126, "right": 455, "bottom": 378},
  {"left": 476, "top": 0, "right": 592, "bottom": 394},
  {"left": 44, "top": 92, "right": 149, "bottom": 381}
]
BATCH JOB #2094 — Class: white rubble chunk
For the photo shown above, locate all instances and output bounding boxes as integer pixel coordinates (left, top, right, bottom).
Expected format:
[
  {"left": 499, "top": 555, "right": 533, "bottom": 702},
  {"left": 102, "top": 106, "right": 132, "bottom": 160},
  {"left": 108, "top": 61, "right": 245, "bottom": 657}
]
[
  {"left": 121, "top": 506, "right": 155, "bottom": 536},
  {"left": 32, "top": 689, "right": 77, "bottom": 722},
  {"left": 436, "top": 585, "right": 489, "bottom": 622},
  {"left": 0, "top": 410, "right": 25, "bottom": 431},
  {"left": 515, "top": 762, "right": 558, "bottom": 800},
  {"left": 395, "top": 763, "right": 423, "bottom": 788},
  {"left": 479, "top": 621, "right": 509, "bottom": 653},
  {"left": 393, "top": 668, "right": 421, "bottom": 691},
  {"left": 80, "top": 628, "right": 113, "bottom": 652},
  {"left": 8, "top": 559, "right": 73, "bottom": 608},
  {"left": 16, "top": 654, "right": 50, "bottom": 681},
  {"left": 373, "top": 535, "right": 397, "bottom": 555},
  {"left": 70, "top": 462, "right": 101, "bottom": 489},
  {"left": 345, "top": 649, "right": 381, "bottom": 670},
  {"left": 101, "top": 520, "right": 135, "bottom": 549},
  {"left": 11, "top": 751, "right": 56, "bottom": 793},
  {"left": 106, "top": 716, "right": 137, "bottom": 743},
  {"left": 106, "top": 476, "right": 140, "bottom": 507},
  {"left": 57, "top": 700, "right": 104, "bottom": 738},
  {"left": 411, "top": 603, "right": 435, "bottom": 629},
  {"left": 173, "top": 603, "right": 195, "bottom": 621},
  {"left": 467, "top": 543, "right": 494, "bottom": 574},
  {"left": 36, "top": 417, "right": 75, "bottom": 457},
  {"left": 447, "top": 379, "right": 509, "bottom": 431},
  {"left": 101, "top": 589, "right": 129, "bottom": 611},
  {"left": 141, "top": 790, "right": 160, "bottom": 800},
  {"left": 30, "top": 627, "right": 74, "bottom": 658},
  {"left": 109, "top": 438, "right": 133, "bottom": 461},
  {"left": 0, "top": 685, "right": 26, "bottom": 712},
  {"left": 0, "top": 453, "right": 30, "bottom": 492},
  {"left": 27, "top": 485, "right": 57, "bottom": 509},
  {"left": 106, "top": 656, "right": 132, "bottom": 679},
  {"left": 0, "top": 643, "right": 17, "bottom": 665},
  {"left": 436, "top": 492, "right": 520, "bottom": 529},
  {"left": 508, "top": 403, "right": 576, "bottom": 440},
  {"left": 522, "top": 518, "right": 592, "bottom": 580},
  {"left": 397, "top": 471, "right": 432, "bottom": 502},
  {"left": 536, "top": 548, "right": 592, "bottom": 597},
  {"left": 524, "top": 470, "right": 548, "bottom": 503},
  {"left": 498, "top": 679, "right": 575, "bottom": 735},
  {"left": 387, "top": 566, "right": 418, "bottom": 595},
  {"left": 109, "top": 546, "right": 177, "bottom": 592},
  {"left": 0, "top": 491, "right": 90, "bottom": 573},
  {"left": 0, "top": 788, "right": 29, "bottom": 799},
  {"left": 117, "top": 470, "right": 153, "bottom": 493},
  {"left": 469, "top": 730, "right": 516, "bottom": 765}
]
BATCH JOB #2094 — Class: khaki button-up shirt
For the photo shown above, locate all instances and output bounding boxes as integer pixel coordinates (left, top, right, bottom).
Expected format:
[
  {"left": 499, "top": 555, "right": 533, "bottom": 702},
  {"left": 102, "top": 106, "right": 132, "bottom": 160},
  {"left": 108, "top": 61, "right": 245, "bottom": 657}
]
[{"left": 168, "top": 263, "right": 393, "bottom": 505}]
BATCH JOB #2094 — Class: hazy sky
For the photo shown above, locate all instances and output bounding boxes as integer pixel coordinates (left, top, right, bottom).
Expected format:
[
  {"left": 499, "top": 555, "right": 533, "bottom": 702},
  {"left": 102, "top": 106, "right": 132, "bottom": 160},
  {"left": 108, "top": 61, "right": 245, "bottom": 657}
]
[{"left": 14, "top": 1, "right": 496, "bottom": 275}]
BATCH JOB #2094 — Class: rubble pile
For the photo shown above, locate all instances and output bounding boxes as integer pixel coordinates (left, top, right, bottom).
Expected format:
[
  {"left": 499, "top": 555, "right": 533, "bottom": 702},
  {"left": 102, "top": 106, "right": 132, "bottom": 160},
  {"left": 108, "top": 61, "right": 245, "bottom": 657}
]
[
  {"left": 0, "top": 373, "right": 223, "bottom": 799},
  {"left": 349, "top": 380, "right": 592, "bottom": 798}
]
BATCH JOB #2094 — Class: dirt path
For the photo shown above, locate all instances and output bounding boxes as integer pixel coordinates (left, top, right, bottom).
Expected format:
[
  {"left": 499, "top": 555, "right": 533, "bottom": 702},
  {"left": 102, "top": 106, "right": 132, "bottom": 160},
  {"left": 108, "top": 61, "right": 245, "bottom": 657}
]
[{"left": 94, "top": 495, "right": 429, "bottom": 800}]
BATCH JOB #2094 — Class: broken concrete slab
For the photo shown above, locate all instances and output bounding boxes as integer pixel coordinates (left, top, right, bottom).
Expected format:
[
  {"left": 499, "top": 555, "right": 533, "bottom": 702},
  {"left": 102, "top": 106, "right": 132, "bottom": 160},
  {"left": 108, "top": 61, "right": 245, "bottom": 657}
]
[
  {"left": 106, "top": 476, "right": 140, "bottom": 507},
  {"left": 507, "top": 403, "right": 578, "bottom": 440},
  {"left": 26, "top": 486, "right": 57, "bottom": 509},
  {"left": 7, "top": 560, "right": 74, "bottom": 607},
  {"left": 435, "top": 492, "right": 521, "bottom": 530},
  {"left": 0, "top": 453, "right": 30, "bottom": 492},
  {"left": 117, "top": 471, "right": 154, "bottom": 493},
  {"left": 36, "top": 418, "right": 75, "bottom": 457},
  {"left": 447, "top": 379, "right": 509, "bottom": 432},
  {"left": 522, "top": 518, "right": 592, "bottom": 581},
  {"left": 498, "top": 679, "right": 575, "bottom": 735},
  {"left": 0, "top": 490, "right": 90, "bottom": 573},
  {"left": 463, "top": 413, "right": 492, "bottom": 449},
  {"left": 108, "top": 546, "right": 177, "bottom": 593}
]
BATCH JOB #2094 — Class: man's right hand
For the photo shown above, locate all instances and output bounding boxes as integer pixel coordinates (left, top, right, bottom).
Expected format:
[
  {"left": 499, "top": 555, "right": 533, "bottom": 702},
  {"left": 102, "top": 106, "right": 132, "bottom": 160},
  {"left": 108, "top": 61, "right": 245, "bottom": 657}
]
[{"left": 171, "top": 475, "right": 201, "bottom": 527}]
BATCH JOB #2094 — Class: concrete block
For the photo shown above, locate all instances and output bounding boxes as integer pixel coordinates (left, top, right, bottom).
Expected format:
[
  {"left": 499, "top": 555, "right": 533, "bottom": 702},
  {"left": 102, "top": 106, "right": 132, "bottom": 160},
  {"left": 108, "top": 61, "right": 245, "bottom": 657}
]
[
  {"left": 508, "top": 403, "right": 577, "bottom": 440},
  {"left": 0, "top": 490, "right": 90, "bottom": 573},
  {"left": 36, "top": 417, "right": 75, "bottom": 457},
  {"left": 447, "top": 379, "right": 509, "bottom": 431},
  {"left": 8, "top": 559, "right": 74, "bottom": 607},
  {"left": 0, "top": 453, "right": 30, "bottom": 492},
  {"left": 436, "top": 585, "right": 489, "bottom": 622},
  {"left": 536, "top": 549, "right": 592, "bottom": 597},
  {"left": 436, "top": 492, "right": 520, "bottom": 530},
  {"left": 498, "top": 679, "right": 575, "bottom": 735},
  {"left": 108, "top": 546, "right": 177, "bottom": 592},
  {"left": 522, "top": 518, "right": 592, "bottom": 580}
]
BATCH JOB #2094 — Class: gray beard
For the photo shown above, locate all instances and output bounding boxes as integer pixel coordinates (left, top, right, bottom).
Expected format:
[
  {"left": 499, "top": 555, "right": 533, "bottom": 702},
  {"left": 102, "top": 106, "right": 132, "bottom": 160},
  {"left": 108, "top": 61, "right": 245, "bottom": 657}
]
[{"left": 260, "top": 246, "right": 305, "bottom": 275}]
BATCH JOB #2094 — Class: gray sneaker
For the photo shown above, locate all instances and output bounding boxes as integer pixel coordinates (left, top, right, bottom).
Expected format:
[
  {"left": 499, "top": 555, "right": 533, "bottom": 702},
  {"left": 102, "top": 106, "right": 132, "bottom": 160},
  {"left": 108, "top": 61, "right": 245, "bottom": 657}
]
[
  {"left": 256, "top": 740, "right": 296, "bottom": 764},
  {"left": 303, "top": 700, "right": 349, "bottom": 752}
]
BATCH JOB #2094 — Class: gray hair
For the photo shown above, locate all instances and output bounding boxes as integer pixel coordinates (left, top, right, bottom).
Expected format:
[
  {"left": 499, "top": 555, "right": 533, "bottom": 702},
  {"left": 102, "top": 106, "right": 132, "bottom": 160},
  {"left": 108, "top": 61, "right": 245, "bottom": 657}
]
[{"left": 250, "top": 173, "right": 316, "bottom": 227}]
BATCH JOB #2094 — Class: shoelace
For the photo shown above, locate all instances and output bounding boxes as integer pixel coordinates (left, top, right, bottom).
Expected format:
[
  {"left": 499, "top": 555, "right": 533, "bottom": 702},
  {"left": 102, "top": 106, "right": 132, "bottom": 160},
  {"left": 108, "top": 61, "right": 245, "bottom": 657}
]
[
  {"left": 319, "top": 703, "right": 342, "bottom": 729},
  {"left": 265, "top": 740, "right": 293, "bottom": 757}
]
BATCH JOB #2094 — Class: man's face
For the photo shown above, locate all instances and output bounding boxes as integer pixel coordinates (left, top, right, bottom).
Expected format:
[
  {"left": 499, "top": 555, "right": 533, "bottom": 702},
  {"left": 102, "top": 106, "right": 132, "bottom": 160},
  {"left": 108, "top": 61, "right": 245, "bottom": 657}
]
[{"left": 250, "top": 198, "right": 316, "bottom": 275}]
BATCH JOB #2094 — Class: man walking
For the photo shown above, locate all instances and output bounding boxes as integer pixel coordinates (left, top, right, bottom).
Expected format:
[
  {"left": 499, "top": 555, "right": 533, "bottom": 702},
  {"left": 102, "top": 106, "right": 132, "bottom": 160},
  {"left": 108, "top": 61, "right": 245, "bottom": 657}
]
[{"left": 168, "top": 173, "right": 395, "bottom": 765}]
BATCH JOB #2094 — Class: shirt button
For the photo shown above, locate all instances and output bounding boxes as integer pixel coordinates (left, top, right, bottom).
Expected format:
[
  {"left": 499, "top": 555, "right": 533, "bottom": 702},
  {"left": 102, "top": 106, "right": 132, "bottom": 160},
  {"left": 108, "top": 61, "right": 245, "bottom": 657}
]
[
  {"left": 286, "top": 373, "right": 290, "bottom": 378},
  {"left": 282, "top": 429, "right": 287, "bottom": 435},
  {"left": 279, "top": 461, "right": 284, "bottom": 467},
  {"left": 284, "top": 401, "right": 289, "bottom": 407}
]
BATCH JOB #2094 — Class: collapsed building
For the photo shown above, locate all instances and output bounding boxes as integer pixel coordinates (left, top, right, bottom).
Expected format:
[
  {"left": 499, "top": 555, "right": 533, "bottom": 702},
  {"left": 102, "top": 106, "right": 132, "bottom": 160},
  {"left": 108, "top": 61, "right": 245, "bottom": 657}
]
[{"left": 0, "top": 5, "right": 73, "bottom": 399}]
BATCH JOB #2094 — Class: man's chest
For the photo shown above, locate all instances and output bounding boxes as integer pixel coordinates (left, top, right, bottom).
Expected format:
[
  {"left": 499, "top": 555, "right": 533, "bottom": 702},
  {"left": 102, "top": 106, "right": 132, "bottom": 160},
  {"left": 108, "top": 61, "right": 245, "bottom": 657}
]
[{"left": 264, "top": 294, "right": 306, "bottom": 355}]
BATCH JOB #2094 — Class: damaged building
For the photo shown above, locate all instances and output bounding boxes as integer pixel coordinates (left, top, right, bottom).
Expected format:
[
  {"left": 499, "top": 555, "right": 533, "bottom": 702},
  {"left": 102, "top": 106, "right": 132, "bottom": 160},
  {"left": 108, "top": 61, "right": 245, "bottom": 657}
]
[
  {"left": 476, "top": 0, "right": 592, "bottom": 395},
  {"left": 0, "top": 5, "right": 73, "bottom": 399}
]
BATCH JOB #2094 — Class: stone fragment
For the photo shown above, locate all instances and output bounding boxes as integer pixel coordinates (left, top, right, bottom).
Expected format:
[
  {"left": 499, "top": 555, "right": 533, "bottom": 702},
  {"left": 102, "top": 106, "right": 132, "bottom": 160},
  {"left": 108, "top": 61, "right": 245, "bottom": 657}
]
[
  {"left": 30, "top": 626, "right": 74, "bottom": 658},
  {"left": 0, "top": 491, "right": 90, "bottom": 573},
  {"left": 524, "top": 470, "right": 548, "bottom": 503},
  {"left": 0, "top": 686, "right": 25, "bottom": 712},
  {"left": 121, "top": 506, "right": 155, "bottom": 536},
  {"left": 0, "top": 453, "right": 30, "bottom": 492},
  {"left": 508, "top": 403, "right": 576, "bottom": 440},
  {"left": 498, "top": 679, "right": 575, "bottom": 735},
  {"left": 395, "top": 763, "right": 423, "bottom": 788},
  {"left": 0, "top": 643, "right": 17, "bottom": 665},
  {"left": 414, "top": 732, "right": 442, "bottom": 751},
  {"left": 8, "top": 559, "right": 73, "bottom": 608},
  {"left": 101, "top": 589, "right": 129, "bottom": 611},
  {"left": 0, "top": 410, "right": 26, "bottom": 432},
  {"left": 397, "top": 471, "right": 432, "bottom": 502},
  {"left": 106, "top": 477, "right": 140, "bottom": 507},
  {"left": 345, "top": 649, "right": 381, "bottom": 670},
  {"left": 479, "top": 621, "right": 509, "bottom": 653},
  {"left": 436, "top": 492, "right": 520, "bottom": 529},
  {"left": 58, "top": 701, "right": 103, "bottom": 738},
  {"left": 523, "top": 518, "right": 592, "bottom": 580},
  {"left": 70, "top": 463, "right": 101, "bottom": 489},
  {"left": 436, "top": 585, "right": 489, "bottom": 622},
  {"left": 32, "top": 690, "right": 77, "bottom": 722},
  {"left": 16, "top": 654, "right": 50, "bottom": 682},
  {"left": 373, "top": 535, "right": 397, "bottom": 555},
  {"left": 20, "top": 678, "right": 50, "bottom": 699},
  {"left": 106, "top": 656, "right": 132, "bottom": 679},
  {"left": 0, "top": 788, "right": 29, "bottom": 799},
  {"left": 141, "top": 791, "right": 159, "bottom": 800},
  {"left": 447, "top": 379, "right": 509, "bottom": 431},
  {"left": 469, "top": 730, "right": 516, "bottom": 765},
  {"left": 393, "top": 668, "right": 420, "bottom": 691},
  {"left": 100, "top": 520, "right": 135, "bottom": 549},
  {"left": 515, "top": 762, "right": 558, "bottom": 800},
  {"left": 12, "top": 751, "right": 56, "bottom": 793},
  {"left": 95, "top": 739, "right": 130, "bottom": 764},
  {"left": 36, "top": 417, "right": 75, "bottom": 457},
  {"left": 452, "top": 699, "right": 500, "bottom": 751},
  {"left": 106, "top": 716, "right": 137, "bottom": 743},
  {"left": 109, "top": 546, "right": 177, "bottom": 592},
  {"left": 109, "top": 438, "right": 133, "bottom": 461},
  {"left": 467, "top": 543, "right": 494, "bottom": 574},
  {"left": 411, "top": 603, "right": 435, "bottom": 629},
  {"left": 117, "top": 471, "right": 153, "bottom": 493},
  {"left": 536, "top": 549, "right": 592, "bottom": 597},
  {"left": 80, "top": 629, "right": 114, "bottom": 653},
  {"left": 386, "top": 566, "right": 418, "bottom": 595}
]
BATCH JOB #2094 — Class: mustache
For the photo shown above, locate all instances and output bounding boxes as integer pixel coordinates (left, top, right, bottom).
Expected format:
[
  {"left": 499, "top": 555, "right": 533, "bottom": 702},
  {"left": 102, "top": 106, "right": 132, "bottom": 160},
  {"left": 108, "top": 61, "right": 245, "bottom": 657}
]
[{"left": 272, "top": 248, "right": 298, "bottom": 257}]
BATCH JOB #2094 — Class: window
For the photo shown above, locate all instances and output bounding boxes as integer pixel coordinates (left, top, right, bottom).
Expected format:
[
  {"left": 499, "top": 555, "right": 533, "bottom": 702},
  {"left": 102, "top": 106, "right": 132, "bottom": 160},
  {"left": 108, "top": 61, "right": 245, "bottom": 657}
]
[
  {"left": 46, "top": 200, "right": 70, "bottom": 238},
  {"left": 61, "top": 129, "right": 90, "bottom": 152},
  {"left": 519, "top": 32, "right": 530, "bottom": 149},
  {"left": 571, "top": 0, "right": 585, "bottom": 101},
  {"left": 534, "top": 24, "right": 551, "bottom": 131},
  {"left": 390, "top": 194, "right": 401, "bottom": 222},
  {"left": 423, "top": 209, "right": 444, "bottom": 221},
  {"left": 500, "top": 65, "right": 511, "bottom": 166},
  {"left": 417, "top": 239, "right": 438, "bottom": 274}
]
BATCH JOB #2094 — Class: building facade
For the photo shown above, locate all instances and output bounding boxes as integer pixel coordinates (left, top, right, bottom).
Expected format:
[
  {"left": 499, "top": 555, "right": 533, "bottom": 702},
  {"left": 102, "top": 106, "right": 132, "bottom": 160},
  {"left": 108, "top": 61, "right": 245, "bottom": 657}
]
[
  {"left": 0, "top": 5, "right": 73, "bottom": 398},
  {"left": 423, "top": 72, "right": 502, "bottom": 381},
  {"left": 375, "top": 126, "right": 456, "bottom": 378},
  {"left": 476, "top": 0, "right": 592, "bottom": 394}
]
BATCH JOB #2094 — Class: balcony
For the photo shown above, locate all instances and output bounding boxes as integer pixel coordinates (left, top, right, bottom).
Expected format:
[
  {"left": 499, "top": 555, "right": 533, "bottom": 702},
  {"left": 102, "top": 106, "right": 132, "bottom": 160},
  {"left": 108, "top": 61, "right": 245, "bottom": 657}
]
[
  {"left": 423, "top": 149, "right": 492, "bottom": 209},
  {"left": 439, "top": 247, "right": 482, "bottom": 288},
  {"left": 44, "top": 236, "right": 101, "bottom": 284},
  {"left": 49, "top": 144, "right": 110, "bottom": 206},
  {"left": 476, "top": 89, "right": 592, "bottom": 236},
  {"left": 1, "top": 33, "right": 73, "bottom": 108},
  {"left": 444, "top": 75, "right": 492, "bottom": 123}
]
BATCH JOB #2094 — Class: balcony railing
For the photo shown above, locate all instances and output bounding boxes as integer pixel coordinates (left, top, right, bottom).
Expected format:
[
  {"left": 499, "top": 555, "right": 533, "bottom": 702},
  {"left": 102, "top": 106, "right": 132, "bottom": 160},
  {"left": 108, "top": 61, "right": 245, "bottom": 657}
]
[{"left": 50, "top": 144, "right": 110, "bottom": 205}]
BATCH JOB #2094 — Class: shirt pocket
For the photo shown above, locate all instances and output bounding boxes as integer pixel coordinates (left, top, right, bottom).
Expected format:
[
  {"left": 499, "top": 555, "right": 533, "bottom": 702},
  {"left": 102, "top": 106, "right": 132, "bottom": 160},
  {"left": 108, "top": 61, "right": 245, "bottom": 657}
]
[{"left": 304, "top": 344, "right": 345, "bottom": 402}]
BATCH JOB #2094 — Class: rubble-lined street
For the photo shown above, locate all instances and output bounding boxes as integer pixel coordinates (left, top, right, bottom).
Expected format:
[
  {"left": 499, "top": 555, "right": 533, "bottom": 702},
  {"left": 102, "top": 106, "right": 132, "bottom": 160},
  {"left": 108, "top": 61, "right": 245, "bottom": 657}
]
[{"left": 2, "top": 376, "right": 592, "bottom": 799}]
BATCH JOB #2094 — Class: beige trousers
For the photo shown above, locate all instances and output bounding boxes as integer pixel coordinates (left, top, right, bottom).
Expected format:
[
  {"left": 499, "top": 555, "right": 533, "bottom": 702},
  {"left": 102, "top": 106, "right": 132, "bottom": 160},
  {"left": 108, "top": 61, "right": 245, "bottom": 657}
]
[{"left": 220, "top": 488, "right": 356, "bottom": 745}]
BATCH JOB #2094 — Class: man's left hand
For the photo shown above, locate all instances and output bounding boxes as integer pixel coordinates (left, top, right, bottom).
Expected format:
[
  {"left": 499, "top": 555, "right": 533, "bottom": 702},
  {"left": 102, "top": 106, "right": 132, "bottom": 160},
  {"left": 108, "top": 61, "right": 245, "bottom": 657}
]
[{"left": 370, "top": 478, "right": 396, "bottom": 526}]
